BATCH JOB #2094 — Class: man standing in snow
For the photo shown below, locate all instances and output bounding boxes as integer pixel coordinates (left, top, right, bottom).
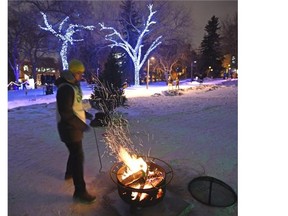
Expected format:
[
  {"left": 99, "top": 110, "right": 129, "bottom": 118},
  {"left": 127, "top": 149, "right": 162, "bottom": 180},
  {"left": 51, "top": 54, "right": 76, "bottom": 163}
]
[
  {"left": 55, "top": 59, "right": 96, "bottom": 204},
  {"left": 175, "top": 76, "right": 180, "bottom": 90}
]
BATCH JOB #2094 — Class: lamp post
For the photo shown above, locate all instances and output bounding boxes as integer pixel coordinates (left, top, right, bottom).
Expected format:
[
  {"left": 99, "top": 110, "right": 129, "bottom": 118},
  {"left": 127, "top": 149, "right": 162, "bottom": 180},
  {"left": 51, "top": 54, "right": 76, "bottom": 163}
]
[
  {"left": 146, "top": 57, "right": 155, "bottom": 89},
  {"left": 191, "top": 60, "right": 196, "bottom": 82}
]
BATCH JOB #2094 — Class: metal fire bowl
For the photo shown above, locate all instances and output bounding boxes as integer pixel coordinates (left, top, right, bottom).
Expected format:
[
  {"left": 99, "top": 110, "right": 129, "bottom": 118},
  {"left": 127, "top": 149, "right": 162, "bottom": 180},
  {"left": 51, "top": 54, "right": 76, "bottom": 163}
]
[
  {"left": 110, "top": 156, "right": 174, "bottom": 207},
  {"left": 110, "top": 156, "right": 174, "bottom": 193}
]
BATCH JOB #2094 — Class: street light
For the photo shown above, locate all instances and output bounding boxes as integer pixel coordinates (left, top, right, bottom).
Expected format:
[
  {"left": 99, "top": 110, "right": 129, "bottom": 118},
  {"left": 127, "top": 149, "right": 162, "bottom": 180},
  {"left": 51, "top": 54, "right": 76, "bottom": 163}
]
[{"left": 146, "top": 57, "right": 155, "bottom": 89}]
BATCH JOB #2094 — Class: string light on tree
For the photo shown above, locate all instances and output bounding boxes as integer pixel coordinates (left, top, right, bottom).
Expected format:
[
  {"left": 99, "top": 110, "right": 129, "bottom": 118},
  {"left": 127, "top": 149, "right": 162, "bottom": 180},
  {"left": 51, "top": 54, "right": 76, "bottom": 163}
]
[
  {"left": 99, "top": 4, "right": 162, "bottom": 86},
  {"left": 39, "top": 12, "right": 95, "bottom": 70}
]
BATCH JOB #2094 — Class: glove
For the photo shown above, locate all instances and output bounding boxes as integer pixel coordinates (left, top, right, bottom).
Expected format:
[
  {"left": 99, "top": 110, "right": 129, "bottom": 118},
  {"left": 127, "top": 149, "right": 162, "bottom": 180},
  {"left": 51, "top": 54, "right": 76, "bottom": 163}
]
[{"left": 85, "top": 112, "right": 94, "bottom": 121}]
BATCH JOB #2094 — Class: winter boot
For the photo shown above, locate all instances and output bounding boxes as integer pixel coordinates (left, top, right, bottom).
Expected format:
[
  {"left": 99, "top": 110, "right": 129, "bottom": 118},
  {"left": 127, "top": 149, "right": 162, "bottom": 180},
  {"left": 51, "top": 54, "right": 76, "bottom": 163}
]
[
  {"left": 73, "top": 190, "right": 96, "bottom": 204},
  {"left": 64, "top": 172, "right": 72, "bottom": 180}
]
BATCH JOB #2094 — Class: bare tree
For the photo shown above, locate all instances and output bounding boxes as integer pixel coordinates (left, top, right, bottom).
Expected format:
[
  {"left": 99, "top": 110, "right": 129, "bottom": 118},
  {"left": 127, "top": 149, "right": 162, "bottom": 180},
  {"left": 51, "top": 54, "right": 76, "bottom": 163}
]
[
  {"left": 221, "top": 12, "right": 238, "bottom": 68},
  {"left": 8, "top": 5, "right": 26, "bottom": 82},
  {"left": 147, "top": 1, "right": 194, "bottom": 81},
  {"left": 8, "top": 1, "right": 52, "bottom": 84},
  {"left": 39, "top": 12, "right": 95, "bottom": 70},
  {"left": 99, "top": 4, "right": 162, "bottom": 86}
]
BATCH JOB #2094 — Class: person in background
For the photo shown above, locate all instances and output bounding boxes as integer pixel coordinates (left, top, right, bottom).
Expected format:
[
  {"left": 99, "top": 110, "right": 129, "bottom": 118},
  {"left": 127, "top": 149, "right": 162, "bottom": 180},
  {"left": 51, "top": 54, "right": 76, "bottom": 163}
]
[
  {"left": 175, "top": 76, "right": 180, "bottom": 90},
  {"left": 55, "top": 59, "right": 96, "bottom": 204},
  {"left": 168, "top": 75, "right": 173, "bottom": 90},
  {"left": 22, "top": 80, "right": 27, "bottom": 90},
  {"left": 22, "top": 79, "right": 29, "bottom": 95}
]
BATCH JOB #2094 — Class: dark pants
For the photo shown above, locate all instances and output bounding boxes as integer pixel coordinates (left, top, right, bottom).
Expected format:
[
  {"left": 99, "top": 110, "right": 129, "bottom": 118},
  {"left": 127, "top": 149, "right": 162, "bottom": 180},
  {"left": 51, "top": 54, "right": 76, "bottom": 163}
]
[{"left": 65, "top": 141, "right": 86, "bottom": 193}]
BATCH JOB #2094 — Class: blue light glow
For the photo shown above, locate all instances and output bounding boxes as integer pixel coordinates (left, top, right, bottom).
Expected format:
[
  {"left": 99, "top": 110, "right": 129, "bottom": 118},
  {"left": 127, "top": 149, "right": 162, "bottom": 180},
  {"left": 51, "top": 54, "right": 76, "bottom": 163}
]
[
  {"left": 39, "top": 12, "right": 95, "bottom": 70},
  {"left": 99, "top": 4, "right": 162, "bottom": 86}
]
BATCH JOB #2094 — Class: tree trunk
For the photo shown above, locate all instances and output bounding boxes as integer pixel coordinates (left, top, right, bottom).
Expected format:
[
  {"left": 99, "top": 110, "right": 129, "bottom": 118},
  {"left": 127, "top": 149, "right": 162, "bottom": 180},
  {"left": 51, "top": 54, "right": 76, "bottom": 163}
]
[
  {"left": 60, "top": 42, "right": 68, "bottom": 70},
  {"left": 134, "top": 66, "right": 140, "bottom": 86}
]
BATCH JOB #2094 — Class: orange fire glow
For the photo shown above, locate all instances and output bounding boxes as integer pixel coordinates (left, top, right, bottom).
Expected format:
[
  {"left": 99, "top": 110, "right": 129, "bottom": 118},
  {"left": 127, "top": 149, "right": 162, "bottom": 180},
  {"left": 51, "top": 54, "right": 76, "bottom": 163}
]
[{"left": 118, "top": 147, "right": 148, "bottom": 180}]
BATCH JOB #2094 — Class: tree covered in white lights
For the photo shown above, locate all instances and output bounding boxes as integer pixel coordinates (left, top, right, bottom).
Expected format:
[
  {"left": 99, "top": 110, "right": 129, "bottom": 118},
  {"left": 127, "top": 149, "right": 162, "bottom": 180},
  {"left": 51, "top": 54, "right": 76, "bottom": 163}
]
[
  {"left": 39, "top": 12, "right": 95, "bottom": 70},
  {"left": 99, "top": 4, "right": 162, "bottom": 86}
]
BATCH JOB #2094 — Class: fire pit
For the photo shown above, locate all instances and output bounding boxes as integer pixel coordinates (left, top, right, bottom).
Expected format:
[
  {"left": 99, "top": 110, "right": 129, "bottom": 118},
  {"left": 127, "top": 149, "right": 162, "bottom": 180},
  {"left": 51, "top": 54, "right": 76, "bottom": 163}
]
[{"left": 110, "top": 156, "right": 173, "bottom": 208}]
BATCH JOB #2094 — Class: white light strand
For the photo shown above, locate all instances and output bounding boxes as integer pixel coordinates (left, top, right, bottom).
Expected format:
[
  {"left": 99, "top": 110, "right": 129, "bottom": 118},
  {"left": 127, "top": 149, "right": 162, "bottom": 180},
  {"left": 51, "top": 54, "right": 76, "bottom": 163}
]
[
  {"left": 39, "top": 12, "right": 95, "bottom": 70},
  {"left": 99, "top": 4, "right": 162, "bottom": 86}
]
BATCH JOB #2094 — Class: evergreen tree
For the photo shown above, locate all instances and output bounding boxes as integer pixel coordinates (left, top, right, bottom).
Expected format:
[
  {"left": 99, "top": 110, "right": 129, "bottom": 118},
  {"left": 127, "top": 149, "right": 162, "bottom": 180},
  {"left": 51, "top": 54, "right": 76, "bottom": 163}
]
[
  {"left": 99, "top": 50, "right": 122, "bottom": 89},
  {"left": 89, "top": 51, "right": 127, "bottom": 126},
  {"left": 199, "top": 16, "right": 223, "bottom": 78}
]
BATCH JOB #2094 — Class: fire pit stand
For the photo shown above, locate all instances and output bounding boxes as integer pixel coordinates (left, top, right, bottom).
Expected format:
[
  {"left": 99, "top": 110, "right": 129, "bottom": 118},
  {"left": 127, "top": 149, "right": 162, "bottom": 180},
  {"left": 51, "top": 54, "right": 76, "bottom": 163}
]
[
  {"left": 103, "top": 189, "right": 194, "bottom": 216},
  {"left": 110, "top": 156, "right": 173, "bottom": 211}
]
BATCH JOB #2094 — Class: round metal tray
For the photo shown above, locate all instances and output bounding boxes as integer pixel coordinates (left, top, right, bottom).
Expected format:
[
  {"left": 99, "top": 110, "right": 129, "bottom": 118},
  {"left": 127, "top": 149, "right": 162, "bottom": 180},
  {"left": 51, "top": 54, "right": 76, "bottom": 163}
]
[{"left": 188, "top": 176, "right": 237, "bottom": 207}]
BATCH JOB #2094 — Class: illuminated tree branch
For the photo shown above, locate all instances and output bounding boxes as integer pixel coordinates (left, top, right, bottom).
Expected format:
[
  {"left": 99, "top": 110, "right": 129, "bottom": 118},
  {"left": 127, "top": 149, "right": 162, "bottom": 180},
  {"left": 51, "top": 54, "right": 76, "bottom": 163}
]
[
  {"left": 39, "top": 12, "right": 95, "bottom": 70},
  {"left": 99, "top": 4, "right": 162, "bottom": 86}
]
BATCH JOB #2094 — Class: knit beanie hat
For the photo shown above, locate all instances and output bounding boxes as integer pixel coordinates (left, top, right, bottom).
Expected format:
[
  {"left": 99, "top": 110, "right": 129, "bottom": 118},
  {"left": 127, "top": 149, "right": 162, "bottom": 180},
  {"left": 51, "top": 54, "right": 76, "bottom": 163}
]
[{"left": 68, "top": 59, "right": 85, "bottom": 73}]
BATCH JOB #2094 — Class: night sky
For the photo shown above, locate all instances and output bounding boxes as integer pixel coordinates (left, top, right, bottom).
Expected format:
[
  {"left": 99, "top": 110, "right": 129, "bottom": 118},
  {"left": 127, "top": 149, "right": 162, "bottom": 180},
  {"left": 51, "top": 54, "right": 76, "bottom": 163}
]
[
  {"left": 180, "top": 0, "right": 237, "bottom": 48},
  {"left": 5, "top": 0, "right": 238, "bottom": 49}
]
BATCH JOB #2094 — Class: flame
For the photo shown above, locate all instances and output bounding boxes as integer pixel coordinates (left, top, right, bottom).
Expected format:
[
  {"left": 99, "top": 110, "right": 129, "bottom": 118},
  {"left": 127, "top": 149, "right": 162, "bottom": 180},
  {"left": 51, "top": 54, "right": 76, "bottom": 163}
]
[
  {"left": 118, "top": 147, "right": 147, "bottom": 180},
  {"left": 130, "top": 184, "right": 163, "bottom": 201},
  {"left": 117, "top": 147, "right": 164, "bottom": 202},
  {"left": 130, "top": 183, "right": 151, "bottom": 201}
]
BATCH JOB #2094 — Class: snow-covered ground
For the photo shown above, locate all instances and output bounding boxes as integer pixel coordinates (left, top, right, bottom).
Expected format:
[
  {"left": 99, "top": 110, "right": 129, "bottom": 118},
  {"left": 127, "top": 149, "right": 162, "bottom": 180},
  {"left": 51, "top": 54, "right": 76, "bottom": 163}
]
[
  {"left": 7, "top": 78, "right": 238, "bottom": 215},
  {"left": 8, "top": 78, "right": 228, "bottom": 109}
]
